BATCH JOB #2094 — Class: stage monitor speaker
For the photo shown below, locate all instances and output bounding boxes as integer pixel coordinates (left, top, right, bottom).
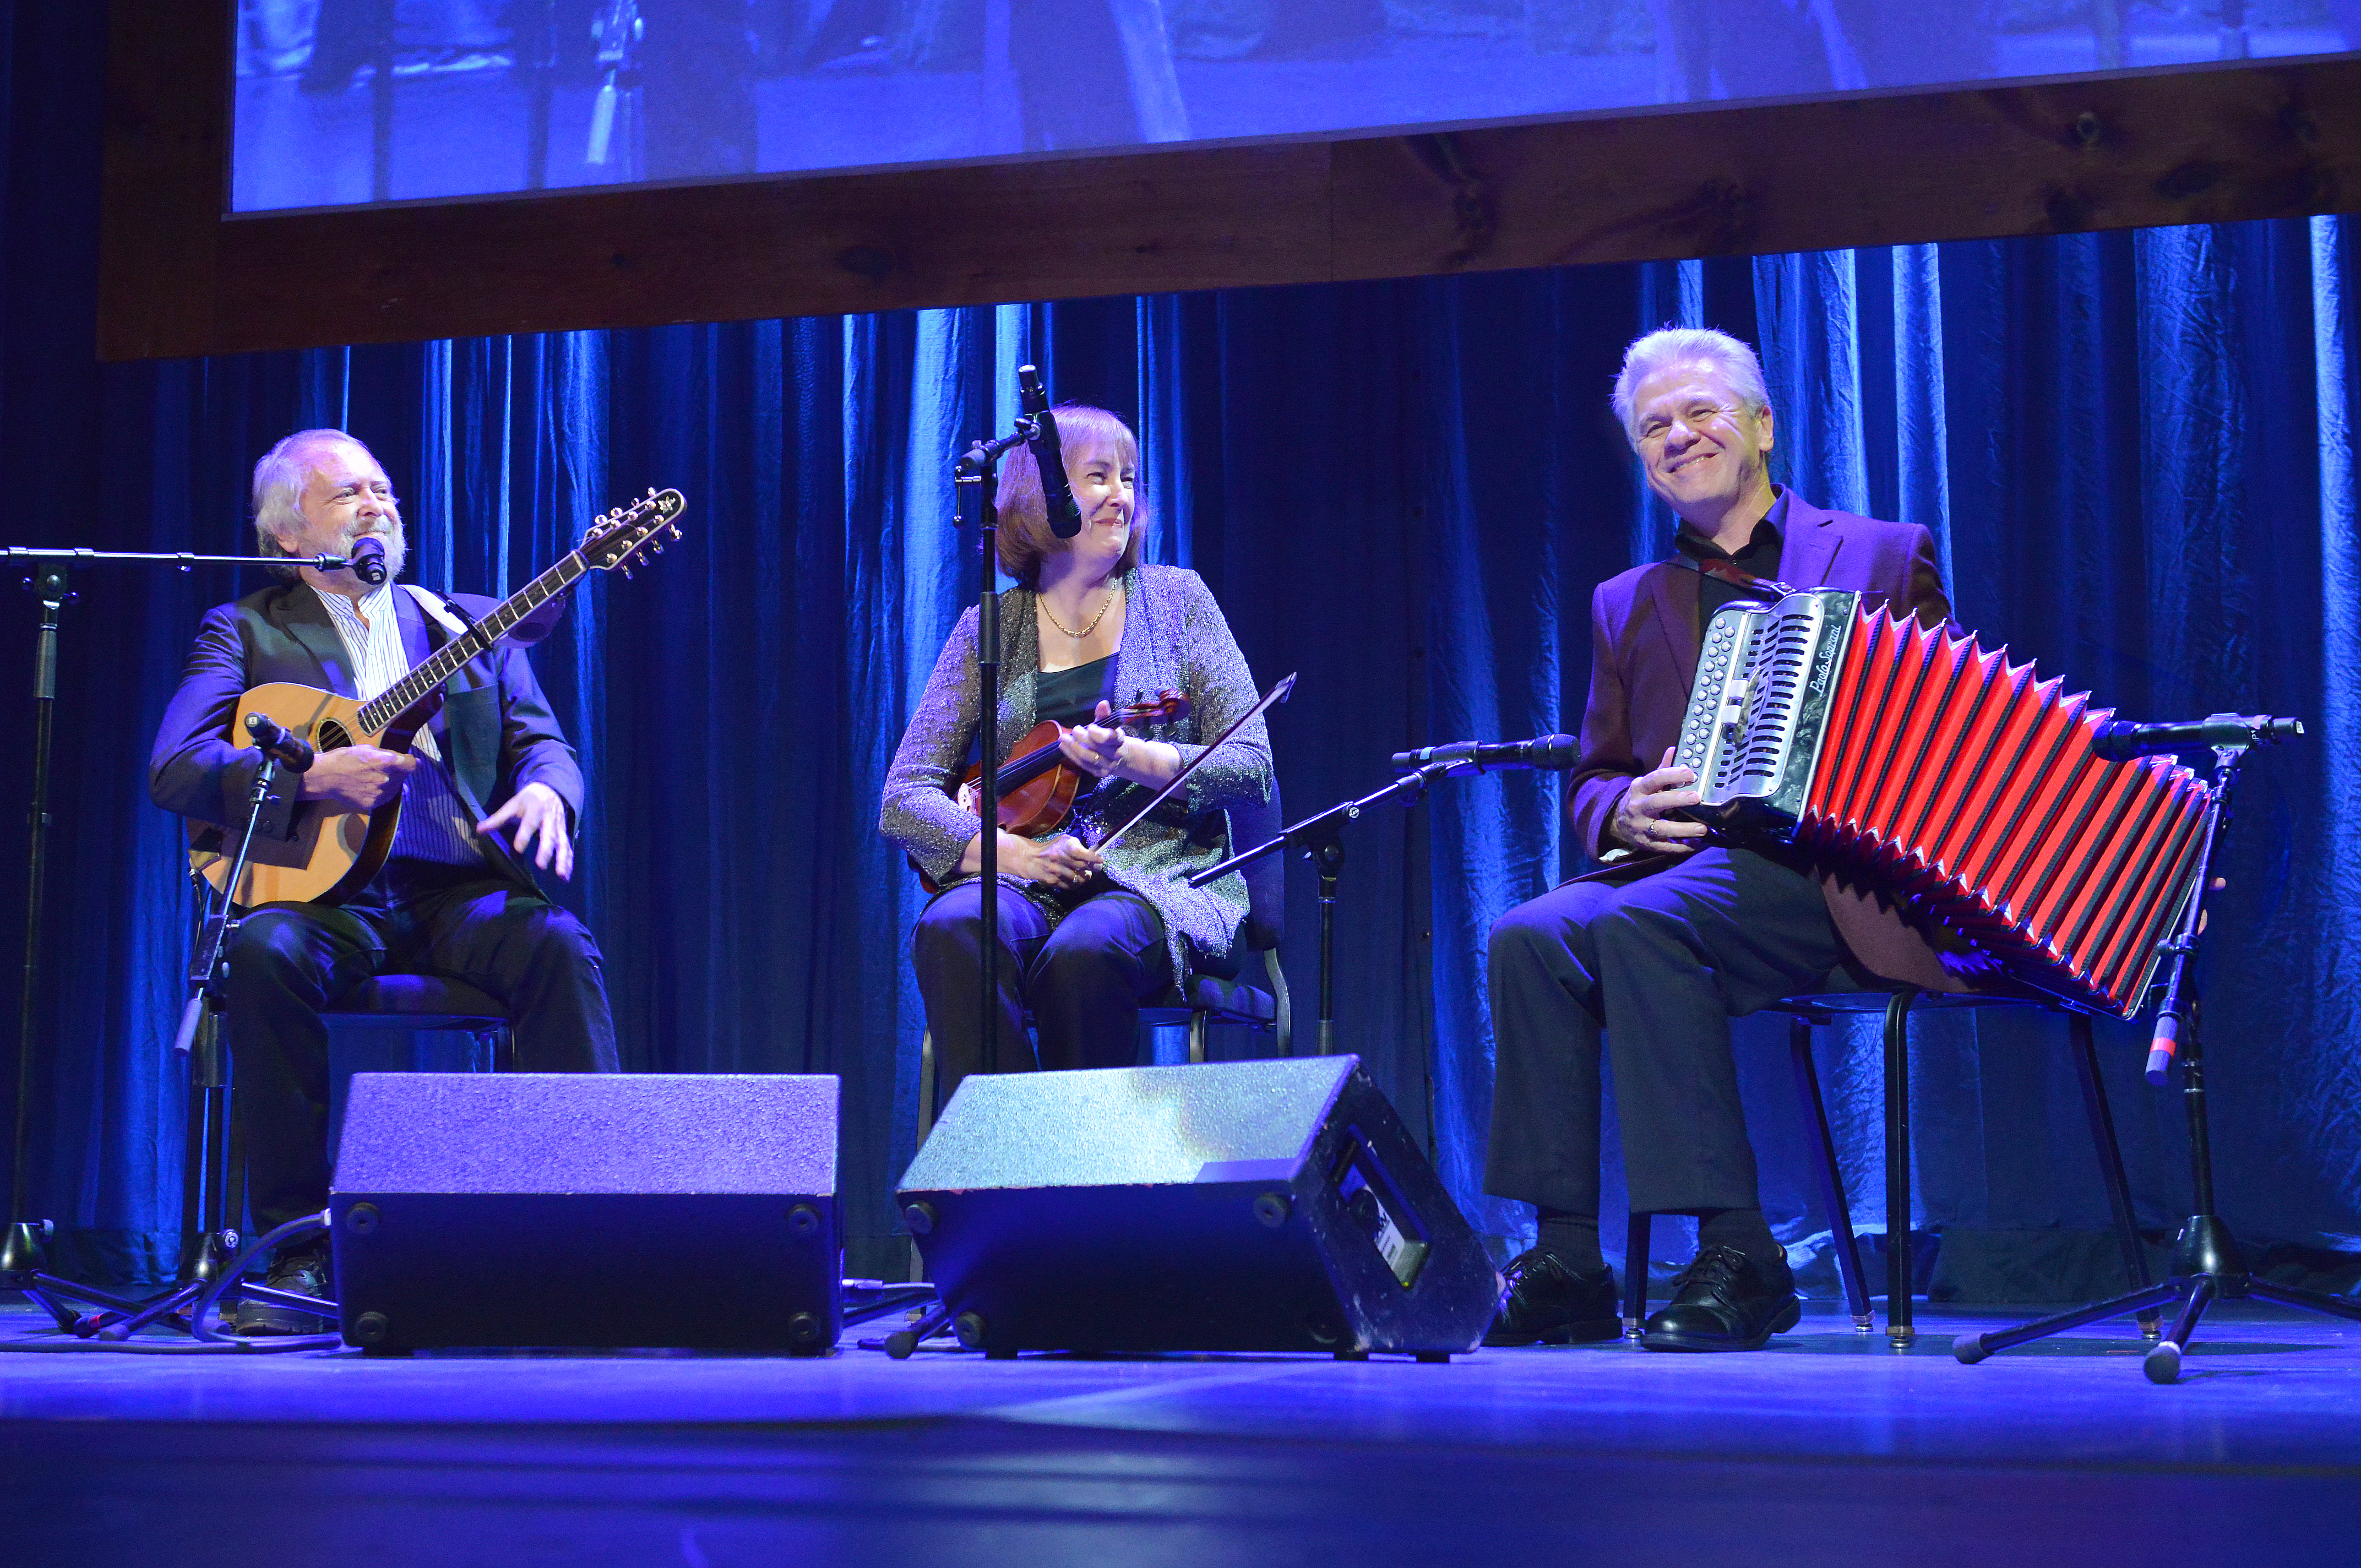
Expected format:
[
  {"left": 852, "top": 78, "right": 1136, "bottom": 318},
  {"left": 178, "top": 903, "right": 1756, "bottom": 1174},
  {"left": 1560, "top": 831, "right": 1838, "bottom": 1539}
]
[
  {"left": 331, "top": 1072, "right": 841, "bottom": 1353},
  {"left": 897, "top": 1055, "right": 1501, "bottom": 1357}
]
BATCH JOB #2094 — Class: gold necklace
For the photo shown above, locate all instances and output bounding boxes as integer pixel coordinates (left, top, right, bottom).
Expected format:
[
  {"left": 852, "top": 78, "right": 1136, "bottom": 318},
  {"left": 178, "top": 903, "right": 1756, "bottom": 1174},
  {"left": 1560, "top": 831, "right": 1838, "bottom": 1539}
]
[{"left": 1041, "top": 581, "right": 1119, "bottom": 640}]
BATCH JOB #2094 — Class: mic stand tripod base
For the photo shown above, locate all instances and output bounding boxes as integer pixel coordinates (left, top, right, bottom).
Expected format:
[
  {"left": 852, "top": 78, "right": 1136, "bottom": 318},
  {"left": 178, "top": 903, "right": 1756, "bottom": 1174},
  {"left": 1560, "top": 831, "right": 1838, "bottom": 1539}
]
[
  {"left": 1952, "top": 1212, "right": 2361, "bottom": 1384},
  {"left": 1949, "top": 742, "right": 2361, "bottom": 1380},
  {"left": 0, "top": 1218, "right": 50, "bottom": 1284}
]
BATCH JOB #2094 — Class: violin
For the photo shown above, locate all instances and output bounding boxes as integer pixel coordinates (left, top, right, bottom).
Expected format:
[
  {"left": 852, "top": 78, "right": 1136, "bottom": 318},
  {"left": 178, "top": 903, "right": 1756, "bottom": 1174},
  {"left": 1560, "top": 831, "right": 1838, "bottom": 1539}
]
[
  {"left": 915, "top": 690, "right": 1192, "bottom": 895},
  {"left": 954, "top": 689, "right": 1193, "bottom": 837}
]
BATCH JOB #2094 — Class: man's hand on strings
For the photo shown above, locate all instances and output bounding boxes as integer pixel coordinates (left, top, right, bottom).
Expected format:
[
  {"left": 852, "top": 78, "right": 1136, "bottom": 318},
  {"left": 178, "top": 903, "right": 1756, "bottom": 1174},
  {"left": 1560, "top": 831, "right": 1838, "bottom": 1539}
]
[
  {"left": 297, "top": 744, "right": 416, "bottom": 812},
  {"left": 1612, "top": 747, "right": 1707, "bottom": 856},
  {"left": 477, "top": 781, "right": 574, "bottom": 881}
]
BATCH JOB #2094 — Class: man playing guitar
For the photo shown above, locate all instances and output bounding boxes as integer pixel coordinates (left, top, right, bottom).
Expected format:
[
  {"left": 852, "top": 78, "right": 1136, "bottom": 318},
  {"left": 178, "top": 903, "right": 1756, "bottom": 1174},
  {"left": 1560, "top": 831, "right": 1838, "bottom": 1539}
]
[{"left": 150, "top": 429, "right": 618, "bottom": 1333}]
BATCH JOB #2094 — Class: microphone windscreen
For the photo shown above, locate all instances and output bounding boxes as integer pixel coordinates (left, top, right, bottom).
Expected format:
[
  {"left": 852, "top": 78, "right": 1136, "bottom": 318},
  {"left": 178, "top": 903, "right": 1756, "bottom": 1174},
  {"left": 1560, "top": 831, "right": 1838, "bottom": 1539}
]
[
  {"left": 1530, "top": 734, "right": 1580, "bottom": 769},
  {"left": 2089, "top": 721, "right": 2141, "bottom": 762},
  {"left": 348, "top": 535, "right": 389, "bottom": 584}
]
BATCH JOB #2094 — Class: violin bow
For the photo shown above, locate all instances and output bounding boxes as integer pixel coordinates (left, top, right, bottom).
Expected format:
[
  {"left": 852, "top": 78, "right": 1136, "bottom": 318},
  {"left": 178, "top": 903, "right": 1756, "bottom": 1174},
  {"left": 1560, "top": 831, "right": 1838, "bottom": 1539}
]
[{"left": 1091, "top": 672, "right": 1296, "bottom": 856}]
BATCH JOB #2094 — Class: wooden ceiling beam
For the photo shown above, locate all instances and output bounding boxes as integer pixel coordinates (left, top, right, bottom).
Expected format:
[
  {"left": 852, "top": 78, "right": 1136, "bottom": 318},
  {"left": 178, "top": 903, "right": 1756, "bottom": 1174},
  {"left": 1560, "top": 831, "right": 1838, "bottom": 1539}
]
[{"left": 97, "top": 4, "right": 2361, "bottom": 361}]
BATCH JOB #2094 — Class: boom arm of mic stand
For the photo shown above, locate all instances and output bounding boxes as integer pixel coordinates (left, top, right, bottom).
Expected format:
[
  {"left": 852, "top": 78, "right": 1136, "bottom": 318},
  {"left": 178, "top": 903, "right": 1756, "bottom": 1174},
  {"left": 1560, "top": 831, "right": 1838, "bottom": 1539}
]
[
  {"left": 1190, "top": 764, "right": 1452, "bottom": 889},
  {"left": 2143, "top": 743, "right": 2243, "bottom": 1086},
  {"left": 1188, "top": 764, "right": 1451, "bottom": 1057},
  {"left": 175, "top": 754, "right": 284, "bottom": 1058},
  {"left": 4, "top": 545, "right": 360, "bottom": 571}
]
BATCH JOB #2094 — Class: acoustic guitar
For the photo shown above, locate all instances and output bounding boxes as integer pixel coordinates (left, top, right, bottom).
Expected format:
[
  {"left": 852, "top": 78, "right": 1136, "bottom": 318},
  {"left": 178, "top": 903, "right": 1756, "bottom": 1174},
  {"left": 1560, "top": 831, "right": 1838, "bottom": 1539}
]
[{"left": 191, "top": 488, "right": 685, "bottom": 908}]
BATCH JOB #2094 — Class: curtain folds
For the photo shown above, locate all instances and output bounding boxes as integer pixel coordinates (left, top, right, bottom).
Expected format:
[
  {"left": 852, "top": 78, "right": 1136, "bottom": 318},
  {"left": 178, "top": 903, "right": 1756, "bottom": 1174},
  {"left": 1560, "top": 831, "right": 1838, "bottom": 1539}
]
[{"left": 19, "top": 217, "right": 2361, "bottom": 1284}]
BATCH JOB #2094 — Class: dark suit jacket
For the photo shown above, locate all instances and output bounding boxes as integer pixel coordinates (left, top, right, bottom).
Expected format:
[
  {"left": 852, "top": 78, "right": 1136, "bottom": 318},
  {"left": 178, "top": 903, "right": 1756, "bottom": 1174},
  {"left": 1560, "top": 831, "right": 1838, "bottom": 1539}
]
[
  {"left": 150, "top": 581, "right": 582, "bottom": 897},
  {"left": 1568, "top": 490, "right": 1977, "bottom": 992}
]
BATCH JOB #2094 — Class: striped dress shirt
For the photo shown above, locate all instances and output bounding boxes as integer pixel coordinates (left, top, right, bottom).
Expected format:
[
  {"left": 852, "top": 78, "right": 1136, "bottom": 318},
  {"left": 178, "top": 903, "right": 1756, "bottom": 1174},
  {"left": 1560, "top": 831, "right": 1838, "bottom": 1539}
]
[{"left": 312, "top": 583, "right": 486, "bottom": 872}]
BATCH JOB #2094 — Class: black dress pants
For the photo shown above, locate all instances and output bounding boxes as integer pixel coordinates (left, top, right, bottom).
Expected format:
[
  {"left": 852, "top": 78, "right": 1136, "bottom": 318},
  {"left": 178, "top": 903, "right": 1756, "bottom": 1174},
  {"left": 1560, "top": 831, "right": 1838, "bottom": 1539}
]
[
  {"left": 1483, "top": 846, "right": 1845, "bottom": 1219},
  {"left": 224, "top": 870, "right": 618, "bottom": 1232},
  {"left": 912, "top": 879, "right": 1175, "bottom": 1108}
]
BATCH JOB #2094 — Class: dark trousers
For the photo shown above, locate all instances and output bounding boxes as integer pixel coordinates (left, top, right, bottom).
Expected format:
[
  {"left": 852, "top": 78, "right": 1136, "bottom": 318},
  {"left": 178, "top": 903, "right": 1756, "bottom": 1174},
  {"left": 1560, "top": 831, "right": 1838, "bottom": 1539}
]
[
  {"left": 1483, "top": 847, "right": 1844, "bottom": 1218},
  {"left": 225, "top": 872, "right": 618, "bottom": 1231},
  {"left": 912, "top": 879, "right": 1174, "bottom": 1108}
]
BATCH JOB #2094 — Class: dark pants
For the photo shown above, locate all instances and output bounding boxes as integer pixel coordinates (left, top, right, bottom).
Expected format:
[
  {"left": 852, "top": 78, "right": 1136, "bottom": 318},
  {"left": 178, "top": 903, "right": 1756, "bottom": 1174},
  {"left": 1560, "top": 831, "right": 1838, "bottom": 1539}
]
[
  {"left": 1483, "top": 847, "right": 1844, "bottom": 1219},
  {"left": 912, "top": 880, "right": 1175, "bottom": 1108},
  {"left": 225, "top": 872, "right": 618, "bottom": 1231}
]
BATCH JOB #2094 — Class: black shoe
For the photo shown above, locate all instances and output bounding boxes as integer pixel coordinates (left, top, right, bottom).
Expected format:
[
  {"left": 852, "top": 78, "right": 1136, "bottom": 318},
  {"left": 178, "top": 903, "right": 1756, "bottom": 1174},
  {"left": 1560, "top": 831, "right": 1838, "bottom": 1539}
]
[
  {"left": 1639, "top": 1245, "right": 1800, "bottom": 1352},
  {"left": 1483, "top": 1248, "right": 1620, "bottom": 1346},
  {"left": 232, "top": 1246, "right": 335, "bottom": 1336}
]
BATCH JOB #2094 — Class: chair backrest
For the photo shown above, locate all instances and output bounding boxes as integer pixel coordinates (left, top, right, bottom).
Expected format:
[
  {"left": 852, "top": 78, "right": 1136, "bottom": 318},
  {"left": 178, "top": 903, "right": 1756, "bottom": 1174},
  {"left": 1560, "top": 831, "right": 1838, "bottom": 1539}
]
[{"left": 1228, "top": 775, "right": 1285, "bottom": 952}]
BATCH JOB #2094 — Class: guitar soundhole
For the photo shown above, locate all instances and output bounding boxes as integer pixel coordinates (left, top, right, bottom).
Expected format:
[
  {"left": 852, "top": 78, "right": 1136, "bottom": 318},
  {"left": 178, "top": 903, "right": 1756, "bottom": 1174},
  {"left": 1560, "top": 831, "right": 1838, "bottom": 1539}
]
[{"left": 316, "top": 720, "right": 353, "bottom": 751}]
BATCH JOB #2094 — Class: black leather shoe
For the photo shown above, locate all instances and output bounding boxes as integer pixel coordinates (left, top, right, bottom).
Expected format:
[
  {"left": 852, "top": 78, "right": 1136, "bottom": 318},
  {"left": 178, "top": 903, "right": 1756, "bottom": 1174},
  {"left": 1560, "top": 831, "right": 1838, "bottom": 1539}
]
[
  {"left": 1639, "top": 1245, "right": 1800, "bottom": 1352},
  {"left": 232, "top": 1246, "right": 335, "bottom": 1336},
  {"left": 1483, "top": 1249, "right": 1620, "bottom": 1346}
]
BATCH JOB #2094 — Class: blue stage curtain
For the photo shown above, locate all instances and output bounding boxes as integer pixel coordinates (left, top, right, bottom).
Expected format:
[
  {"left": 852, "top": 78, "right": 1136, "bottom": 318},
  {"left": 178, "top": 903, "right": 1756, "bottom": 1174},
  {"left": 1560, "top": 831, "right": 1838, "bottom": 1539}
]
[{"left": 14, "top": 217, "right": 2361, "bottom": 1285}]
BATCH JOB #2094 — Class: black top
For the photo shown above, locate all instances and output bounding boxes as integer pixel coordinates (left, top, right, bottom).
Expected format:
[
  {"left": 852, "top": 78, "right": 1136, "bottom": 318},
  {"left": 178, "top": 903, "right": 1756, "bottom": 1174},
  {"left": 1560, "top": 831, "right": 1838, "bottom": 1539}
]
[
  {"left": 1674, "top": 488, "right": 1791, "bottom": 637},
  {"left": 1035, "top": 654, "right": 1117, "bottom": 728}
]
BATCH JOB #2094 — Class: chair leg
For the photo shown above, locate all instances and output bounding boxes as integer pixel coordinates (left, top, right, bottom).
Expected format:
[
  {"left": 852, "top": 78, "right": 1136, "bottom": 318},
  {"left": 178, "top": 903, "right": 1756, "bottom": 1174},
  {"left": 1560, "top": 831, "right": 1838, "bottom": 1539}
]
[
  {"left": 911, "top": 1028, "right": 938, "bottom": 1284},
  {"left": 1883, "top": 988, "right": 1918, "bottom": 1348},
  {"left": 1622, "top": 1212, "right": 1651, "bottom": 1339},
  {"left": 1789, "top": 1015, "right": 1873, "bottom": 1332},
  {"left": 2069, "top": 1011, "right": 2160, "bottom": 1337},
  {"left": 1265, "top": 946, "right": 1292, "bottom": 1058},
  {"left": 917, "top": 1029, "right": 936, "bottom": 1150}
]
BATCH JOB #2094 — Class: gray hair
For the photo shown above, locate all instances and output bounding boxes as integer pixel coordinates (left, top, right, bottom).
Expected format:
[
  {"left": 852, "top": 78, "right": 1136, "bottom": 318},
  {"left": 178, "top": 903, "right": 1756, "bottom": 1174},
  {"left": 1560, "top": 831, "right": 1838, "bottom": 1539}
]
[
  {"left": 1611, "top": 328, "right": 1771, "bottom": 445},
  {"left": 252, "top": 428, "right": 365, "bottom": 580}
]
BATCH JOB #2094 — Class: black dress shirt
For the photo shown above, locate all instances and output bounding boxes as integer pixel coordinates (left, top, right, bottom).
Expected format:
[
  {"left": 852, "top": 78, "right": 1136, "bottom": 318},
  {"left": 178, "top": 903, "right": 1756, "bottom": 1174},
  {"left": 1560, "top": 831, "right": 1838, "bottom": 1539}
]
[{"left": 1674, "top": 488, "right": 1791, "bottom": 638}]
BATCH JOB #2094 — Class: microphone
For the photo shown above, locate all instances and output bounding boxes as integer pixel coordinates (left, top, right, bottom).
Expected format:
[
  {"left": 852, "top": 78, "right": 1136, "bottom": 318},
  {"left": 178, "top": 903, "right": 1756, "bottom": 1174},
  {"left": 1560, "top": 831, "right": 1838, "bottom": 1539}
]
[
  {"left": 245, "top": 711, "right": 315, "bottom": 774},
  {"left": 344, "top": 535, "right": 389, "bottom": 585},
  {"left": 1391, "top": 735, "right": 1580, "bottom": 774},
  {"left": 2145, "top": 1010, "right": 2183, "bottom": 1086},
  {"left": 2091, "top": 712, "right": 2302, "bottom": 761},
  {"left": 1016, "top": 364, "right": 1084, "bottom": 540}
]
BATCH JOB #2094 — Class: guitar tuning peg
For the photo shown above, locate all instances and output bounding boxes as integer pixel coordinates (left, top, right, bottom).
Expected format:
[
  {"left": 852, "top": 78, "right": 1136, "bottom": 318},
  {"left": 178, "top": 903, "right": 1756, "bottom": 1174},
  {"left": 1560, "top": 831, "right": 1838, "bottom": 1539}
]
[{"left": 621, "top": 566, "right": 634, "bottom": 579}]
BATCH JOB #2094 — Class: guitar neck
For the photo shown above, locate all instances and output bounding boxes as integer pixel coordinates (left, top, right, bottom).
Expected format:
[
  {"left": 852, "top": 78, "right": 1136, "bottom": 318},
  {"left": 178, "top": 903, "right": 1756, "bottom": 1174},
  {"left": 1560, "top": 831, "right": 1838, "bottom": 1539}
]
[{"left": 358, "top": 554, "right": 586, "bottom": 733}]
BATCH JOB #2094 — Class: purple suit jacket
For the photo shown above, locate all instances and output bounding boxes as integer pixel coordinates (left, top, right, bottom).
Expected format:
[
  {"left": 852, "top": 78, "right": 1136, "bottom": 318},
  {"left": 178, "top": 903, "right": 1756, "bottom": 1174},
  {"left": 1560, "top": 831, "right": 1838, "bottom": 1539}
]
[{"left": 1568, "top": 491, "right": 1972, "bottom": 992}]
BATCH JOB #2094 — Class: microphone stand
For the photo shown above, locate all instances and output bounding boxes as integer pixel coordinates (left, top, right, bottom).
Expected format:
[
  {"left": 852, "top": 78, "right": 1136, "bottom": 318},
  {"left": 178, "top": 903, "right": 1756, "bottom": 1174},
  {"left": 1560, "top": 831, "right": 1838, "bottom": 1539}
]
[
  {"left": 1, "top": 545, "right": 355, "bottom": 1319},
  {"left": 950, "top": 427, "right": 1039, "bottom": 1090},
  {"left": 1951, "top": 738, "right": 2361, "bottom": 1382},
  {"left": 1192, "top": 760, "right": 1461, "bottom": 1059},
  {"left": 12, "top": 745, "right": 294, "bottom": 1340}
]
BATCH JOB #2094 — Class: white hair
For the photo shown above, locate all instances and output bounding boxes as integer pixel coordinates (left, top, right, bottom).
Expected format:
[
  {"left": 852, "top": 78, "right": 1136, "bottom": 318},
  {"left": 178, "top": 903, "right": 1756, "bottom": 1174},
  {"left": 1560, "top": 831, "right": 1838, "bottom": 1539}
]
[
  {"left": 1611, "top": 328, "right": 1772, "bottom": 445},
  {"left": 252, "top": 429, "right": 367, "bottom": 580}
]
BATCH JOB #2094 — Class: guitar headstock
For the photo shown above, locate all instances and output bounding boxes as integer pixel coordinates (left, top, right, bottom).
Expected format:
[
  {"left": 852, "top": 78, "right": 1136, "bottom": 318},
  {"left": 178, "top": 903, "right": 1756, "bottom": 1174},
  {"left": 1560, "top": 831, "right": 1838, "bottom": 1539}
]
[{"left": 580, "top": 488, "right": 687, "bottom": 579}]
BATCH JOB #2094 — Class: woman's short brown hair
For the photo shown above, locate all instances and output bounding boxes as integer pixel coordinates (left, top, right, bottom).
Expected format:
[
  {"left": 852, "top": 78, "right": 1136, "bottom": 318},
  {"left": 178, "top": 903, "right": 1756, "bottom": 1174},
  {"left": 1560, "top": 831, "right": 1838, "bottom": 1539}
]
[{"left": 993, "top": 404, "right": 1145, "bottom": 588}]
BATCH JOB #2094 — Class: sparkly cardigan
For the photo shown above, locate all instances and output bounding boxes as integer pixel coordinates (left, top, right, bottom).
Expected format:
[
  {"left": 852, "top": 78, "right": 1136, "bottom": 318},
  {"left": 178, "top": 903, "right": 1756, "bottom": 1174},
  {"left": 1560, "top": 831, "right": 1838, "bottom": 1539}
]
[{"left": 879, "top": 564, "right": 1274, "bottom": 976}]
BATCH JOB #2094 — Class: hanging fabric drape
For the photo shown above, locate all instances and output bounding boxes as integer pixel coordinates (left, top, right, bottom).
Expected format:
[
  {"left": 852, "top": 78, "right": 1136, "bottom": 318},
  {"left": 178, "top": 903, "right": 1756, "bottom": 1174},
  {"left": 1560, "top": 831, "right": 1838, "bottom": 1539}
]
[{"left": 16, "top": 218, "right": 2360, "bottom": 1288}]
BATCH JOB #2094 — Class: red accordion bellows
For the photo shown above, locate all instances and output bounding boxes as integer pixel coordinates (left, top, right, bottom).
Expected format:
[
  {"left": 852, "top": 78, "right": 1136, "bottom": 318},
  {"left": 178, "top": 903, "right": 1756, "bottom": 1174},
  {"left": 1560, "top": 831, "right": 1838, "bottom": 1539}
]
[{"left": 1799, "top": 607, "right": 2211, "bottom": 1017}]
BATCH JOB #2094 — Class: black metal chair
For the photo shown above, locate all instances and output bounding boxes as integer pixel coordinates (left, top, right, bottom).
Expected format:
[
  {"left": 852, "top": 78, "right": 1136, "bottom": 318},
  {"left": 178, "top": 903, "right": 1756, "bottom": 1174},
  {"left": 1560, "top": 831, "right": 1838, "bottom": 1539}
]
[
  {"left": 1619, "top": 985, "right": 2156, "bottom": 1346},
  {"left": 323, "top": 973, "right": 512, "bottom": 1064},
  {"left": 915, "top": 777, "right": 1291, "bottom": 1147},
  {"left": 320, "top": 974, "right": 514, "bottom": 1156},
  {"left": 1138, "top": 774, "right": 1290, "bottom": 1065}
]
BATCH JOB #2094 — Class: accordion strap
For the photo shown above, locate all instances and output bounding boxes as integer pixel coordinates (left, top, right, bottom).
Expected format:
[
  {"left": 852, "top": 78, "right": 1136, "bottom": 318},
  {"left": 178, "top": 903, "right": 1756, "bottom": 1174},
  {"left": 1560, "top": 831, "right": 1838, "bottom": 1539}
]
[{"left": 1668, "top": 550, "right": 1798, "bottom": 602}]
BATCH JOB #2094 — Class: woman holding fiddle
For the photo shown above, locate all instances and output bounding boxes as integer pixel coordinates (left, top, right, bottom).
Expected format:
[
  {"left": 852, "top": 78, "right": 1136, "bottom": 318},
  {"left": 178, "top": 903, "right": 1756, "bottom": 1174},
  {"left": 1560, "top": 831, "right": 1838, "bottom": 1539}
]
[{"left": 880, "top": 404, "right": 1272, "bottom": 1099}]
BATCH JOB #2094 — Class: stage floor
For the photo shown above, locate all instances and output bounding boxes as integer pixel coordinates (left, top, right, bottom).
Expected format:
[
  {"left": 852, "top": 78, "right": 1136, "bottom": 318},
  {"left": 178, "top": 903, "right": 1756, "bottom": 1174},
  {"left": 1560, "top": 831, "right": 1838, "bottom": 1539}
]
[{"left": 4, "top": 1298, "right": 2357, "bottom": 1566}]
